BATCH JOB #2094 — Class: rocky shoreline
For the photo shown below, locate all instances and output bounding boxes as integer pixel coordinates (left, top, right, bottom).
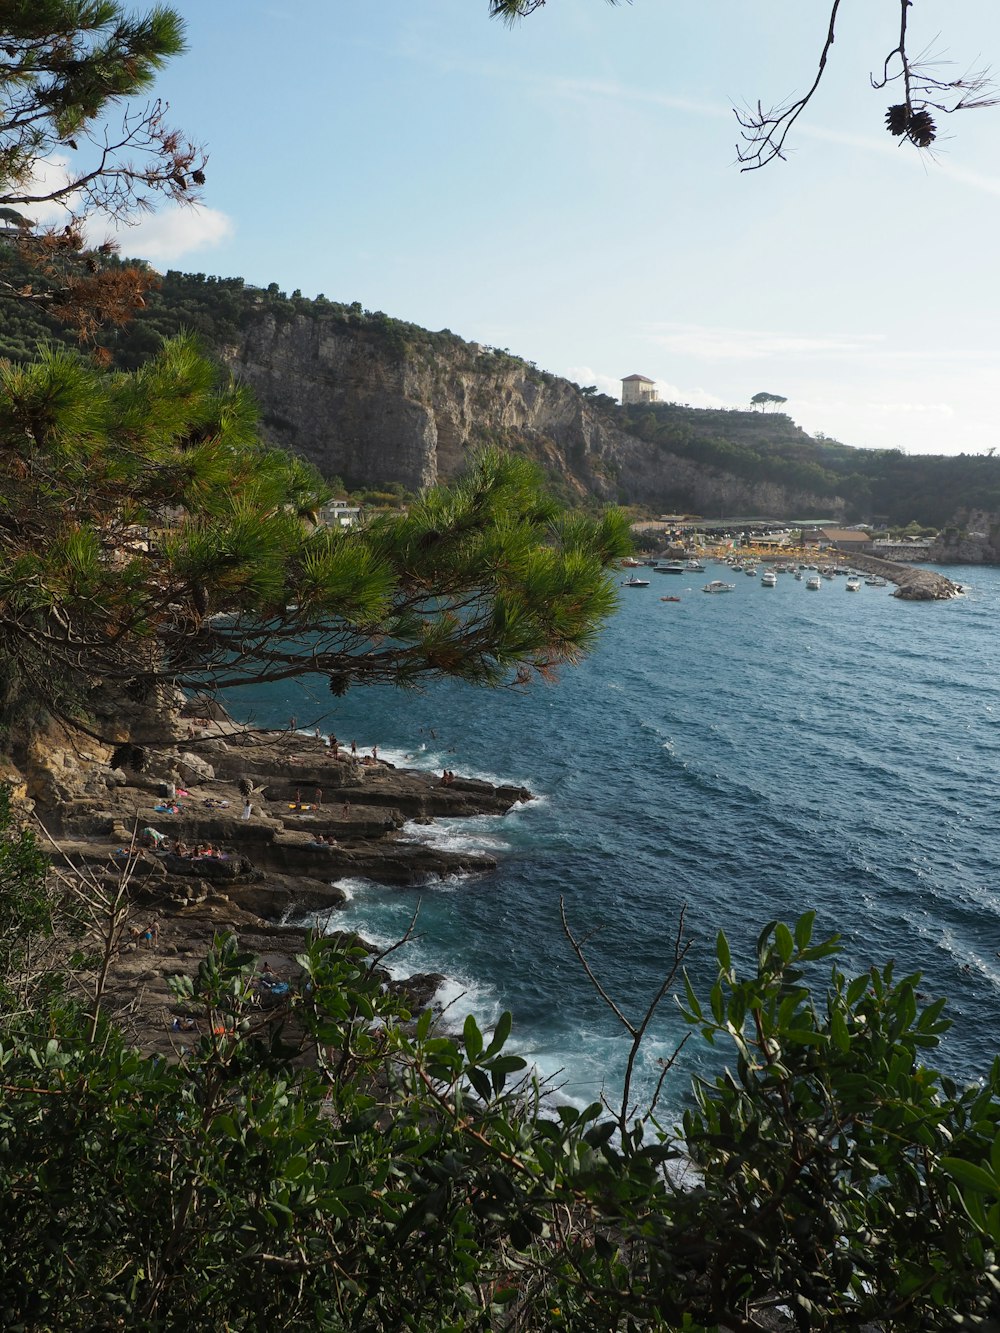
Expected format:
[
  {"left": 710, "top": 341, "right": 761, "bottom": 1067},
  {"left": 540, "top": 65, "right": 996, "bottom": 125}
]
[{"left": 15, "top": 720, "right": 532, "bottom": 1056}]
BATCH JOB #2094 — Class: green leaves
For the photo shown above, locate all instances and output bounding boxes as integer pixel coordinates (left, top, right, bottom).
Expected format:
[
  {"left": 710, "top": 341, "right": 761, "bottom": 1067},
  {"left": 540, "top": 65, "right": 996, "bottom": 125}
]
[{"left": 676, "top": 912, "right": 1000, "bottom": 1327}]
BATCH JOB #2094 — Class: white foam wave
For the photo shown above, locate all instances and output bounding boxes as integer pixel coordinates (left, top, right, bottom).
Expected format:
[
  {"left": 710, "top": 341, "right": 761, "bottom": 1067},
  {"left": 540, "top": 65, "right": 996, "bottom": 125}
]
[
  {"left": 331, "top": 875, "right": 378, "bottom": 902},
  {"left": 399, "top": 816, "right": 512, "bottom": 855}
]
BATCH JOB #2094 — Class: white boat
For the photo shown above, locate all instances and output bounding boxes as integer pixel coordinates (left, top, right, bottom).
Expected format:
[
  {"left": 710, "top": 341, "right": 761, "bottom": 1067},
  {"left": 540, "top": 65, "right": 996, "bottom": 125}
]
[
  {"left": 846, "top": 576, "right": 861, "bottom": 592},
  {"left": 744, "top": 566, "right": 758, "bottom": 577},
  {"left": 865, "top": 576, "right": 887, "bottom": 587},
  {"left": 703, "top": 579, "right": 736, "bottom": 593},
  {"left": 685, "top": 558, "right": 705, "bottom": 572},
  {"left": 621, "top": 575, "right": 650, "bottom": 587},
  {"left": 760, "top": 570, "right": 777, "bottom": 587},
  {"left": 806, "top": 575, "right": 822, "bottom": 590},
  {"left": 654, "top": 561, "right": 686, "bottom": 575},
  {"left": 794, "top": 569, "right": 803, "bottom": 581}
]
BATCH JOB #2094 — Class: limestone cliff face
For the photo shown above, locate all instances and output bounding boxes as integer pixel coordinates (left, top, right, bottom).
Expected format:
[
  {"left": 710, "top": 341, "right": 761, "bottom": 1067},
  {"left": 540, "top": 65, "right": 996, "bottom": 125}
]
[
  {"left": 929, "top": 510, "right": 1000, "bottom": 564},
  {"left": 222, "top": 313, "right": 840, "bottom": 516}
]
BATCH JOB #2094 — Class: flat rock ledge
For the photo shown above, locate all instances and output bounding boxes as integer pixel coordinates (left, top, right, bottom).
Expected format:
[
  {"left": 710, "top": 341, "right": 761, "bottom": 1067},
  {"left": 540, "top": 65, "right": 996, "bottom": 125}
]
[{"left": 27, "top": 727, "right": 532, "bottom": 1055}]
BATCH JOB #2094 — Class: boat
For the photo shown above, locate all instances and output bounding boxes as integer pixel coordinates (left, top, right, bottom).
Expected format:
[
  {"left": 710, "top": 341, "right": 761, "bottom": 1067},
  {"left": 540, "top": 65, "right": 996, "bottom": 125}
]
[
  {"left": 806, "top": 575, "right": 822, "bottom": 591},
  {"left": 846, "top": 576, "right": 861, "bottom": 592},
  {"left": 620, "top": 557, "right": 643, "bottom": 568},
  {"left": 654, "top": 561, "right": 686, "bottom": 575},
  {"left": 760, "top": 570, "right": 777, "bottom": 587},
  {"left": 794, "top": 569, "right": 803, "bottom": 581},
  {"left": 621, "top": 575, "right": 650, "bottom": 588},
  {"left": 660, "top": 595, "right": 681, "bottom": 602},
  {"left": 865, "top": 576, "right": 887, "bottom": 587},
  {"left": 684, "top": 558, "right": 705, "bottom": 572},
  {"left": 703, "top": 580, "right": 735, "bottom": 593},
  {"left": 744, "top": 566, "right": 758, "bottom": 577}
]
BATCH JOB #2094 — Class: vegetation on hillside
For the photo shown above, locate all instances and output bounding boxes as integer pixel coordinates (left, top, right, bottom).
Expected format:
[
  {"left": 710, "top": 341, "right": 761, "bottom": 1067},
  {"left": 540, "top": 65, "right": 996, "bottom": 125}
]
[{"left": 622, "top": 403, "right": 1000, "bottom": 527}]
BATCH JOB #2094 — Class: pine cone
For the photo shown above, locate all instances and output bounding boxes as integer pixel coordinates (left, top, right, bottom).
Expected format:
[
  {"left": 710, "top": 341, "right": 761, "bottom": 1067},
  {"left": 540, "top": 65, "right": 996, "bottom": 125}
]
[
  {"left": 907, "top": 110, "right": 936, "bottom": 147},
  {"left": 885, "top": 104, "right": 909, "bottom": 136},
  {"left": 238, "top": 777, "right": 253, "bottom": 798},
  {"left": 328, "top": 673, "right": 350, "bottom": 697}
]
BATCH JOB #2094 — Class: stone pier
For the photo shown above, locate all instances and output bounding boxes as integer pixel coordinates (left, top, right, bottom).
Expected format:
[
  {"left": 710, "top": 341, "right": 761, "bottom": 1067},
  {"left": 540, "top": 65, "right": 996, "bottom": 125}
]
[{"left": 848, "top": 553, "right": 960, "bottom": 601}]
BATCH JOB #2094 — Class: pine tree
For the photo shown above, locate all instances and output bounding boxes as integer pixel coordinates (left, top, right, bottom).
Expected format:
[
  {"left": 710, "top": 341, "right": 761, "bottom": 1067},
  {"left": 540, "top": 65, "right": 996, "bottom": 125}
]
[
  {"left": 0, "top": 335, "right": 629, "bottom": 743},
  {"left": 0, "top": 1, "right": 204, "bottom": 334}
]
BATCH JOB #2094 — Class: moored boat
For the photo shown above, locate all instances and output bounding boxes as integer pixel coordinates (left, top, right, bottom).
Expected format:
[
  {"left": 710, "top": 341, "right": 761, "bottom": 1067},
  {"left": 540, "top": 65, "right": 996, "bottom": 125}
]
[
  {"left": 654, "top": 561, "right": 686, "bottom": 575},
  {"left": 621, "top": 575, "right": 650, "bottom": 587},
  {"left": 806, "top": 575, "right": 822, "bottom": 590},
  {"left": 761, "top": 570, "right": 777, "bottom": 587},
  {"left": 703, "top": 579, "right": 735, "bottom": 593}
]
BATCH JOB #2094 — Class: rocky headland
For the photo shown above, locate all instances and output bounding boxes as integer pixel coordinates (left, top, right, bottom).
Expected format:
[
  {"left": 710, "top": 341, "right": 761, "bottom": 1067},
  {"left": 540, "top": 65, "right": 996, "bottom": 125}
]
[{"left": 9, "top": 715, "right": 531, "bottom": 1056}]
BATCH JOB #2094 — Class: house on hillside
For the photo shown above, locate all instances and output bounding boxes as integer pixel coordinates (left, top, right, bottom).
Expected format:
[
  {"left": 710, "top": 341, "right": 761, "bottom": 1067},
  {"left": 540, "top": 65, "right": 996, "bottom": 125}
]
[
  {"left": 621, "top": 374, "right": 659, "bottom": 406},
  {"left": 319, "top": 500, "right": 362, "bottom": 529}
]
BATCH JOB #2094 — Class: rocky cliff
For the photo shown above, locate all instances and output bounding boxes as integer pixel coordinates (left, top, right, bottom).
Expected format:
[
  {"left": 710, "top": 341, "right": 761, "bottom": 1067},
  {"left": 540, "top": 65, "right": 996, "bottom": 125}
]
[
  {"left": 221, "top": 313, "right": 842, "bottom": 517},
  {"left": 929, "top": 510, "right": 1000, "bottom": 564}
]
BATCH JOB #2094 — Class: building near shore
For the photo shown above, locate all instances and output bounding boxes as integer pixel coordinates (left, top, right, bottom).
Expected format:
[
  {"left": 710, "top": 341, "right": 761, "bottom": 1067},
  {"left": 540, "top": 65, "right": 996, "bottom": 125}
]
[{"left": 801, "top": 526, "right": 873, "bottom": 554}]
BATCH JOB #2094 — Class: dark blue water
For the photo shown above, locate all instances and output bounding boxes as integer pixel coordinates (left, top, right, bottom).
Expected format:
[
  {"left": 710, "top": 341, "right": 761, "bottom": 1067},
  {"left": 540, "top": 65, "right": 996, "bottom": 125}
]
[{"left": 224, "top": 565, "right": 1000, "bottom": 1117}]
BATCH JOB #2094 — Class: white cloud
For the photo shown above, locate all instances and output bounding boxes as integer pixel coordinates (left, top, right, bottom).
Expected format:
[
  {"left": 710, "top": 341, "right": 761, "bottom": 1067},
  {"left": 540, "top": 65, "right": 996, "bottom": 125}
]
[
  {"left": 102, "top": 204, "right": 234, "bottom": 263},
  {"left": 563, "top": 364, "right": 734, "bottom": 411},
  {"left": 12, "top": 153, "right": 234, "bottom": 263},
  {"left": 644, "top": 323, "right": 884, "bottom": 362},
  {"left": 12, "top": 154, "right": 78, "bottom": 226},
  {"left": 865, "top": 401, "right": 956, "bottom": 418}
]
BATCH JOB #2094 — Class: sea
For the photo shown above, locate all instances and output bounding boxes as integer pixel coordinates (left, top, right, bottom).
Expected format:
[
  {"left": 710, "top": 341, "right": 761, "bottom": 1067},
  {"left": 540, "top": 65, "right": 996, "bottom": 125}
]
[{"left": 222, "top": 563, "right": 1000, "bottom": 1123}]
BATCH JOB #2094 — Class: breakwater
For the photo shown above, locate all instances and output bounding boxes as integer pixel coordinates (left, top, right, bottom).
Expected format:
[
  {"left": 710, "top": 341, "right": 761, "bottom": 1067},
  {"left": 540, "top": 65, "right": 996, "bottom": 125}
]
[{"left": 846, "top": 553, "right": 960, "bottom": 599}]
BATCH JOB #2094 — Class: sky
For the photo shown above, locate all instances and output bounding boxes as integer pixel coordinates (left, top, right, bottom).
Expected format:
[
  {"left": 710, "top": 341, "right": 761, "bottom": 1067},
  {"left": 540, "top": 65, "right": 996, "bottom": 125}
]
[{"left": 71, "top": 1, "right": 1000, "bottom": 457}]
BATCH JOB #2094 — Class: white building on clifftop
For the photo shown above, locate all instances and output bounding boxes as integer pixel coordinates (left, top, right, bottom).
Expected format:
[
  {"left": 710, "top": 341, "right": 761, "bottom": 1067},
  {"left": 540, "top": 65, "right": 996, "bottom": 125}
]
[{"left": 621, "top": 374, "right": 659, "bottom": 406}]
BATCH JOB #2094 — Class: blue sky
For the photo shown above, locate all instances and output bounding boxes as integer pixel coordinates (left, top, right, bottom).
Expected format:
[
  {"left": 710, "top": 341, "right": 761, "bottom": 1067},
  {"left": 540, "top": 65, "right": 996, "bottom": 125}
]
[{"left": 93, "top": 2, "right": 1000, "bottom": 457}]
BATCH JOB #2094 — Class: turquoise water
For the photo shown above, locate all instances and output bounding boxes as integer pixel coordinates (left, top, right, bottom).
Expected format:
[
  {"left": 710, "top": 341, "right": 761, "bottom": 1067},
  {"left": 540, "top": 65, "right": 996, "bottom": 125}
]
[{"left": 223, "top": 564, "right": 1000, "bottom": 1117}]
